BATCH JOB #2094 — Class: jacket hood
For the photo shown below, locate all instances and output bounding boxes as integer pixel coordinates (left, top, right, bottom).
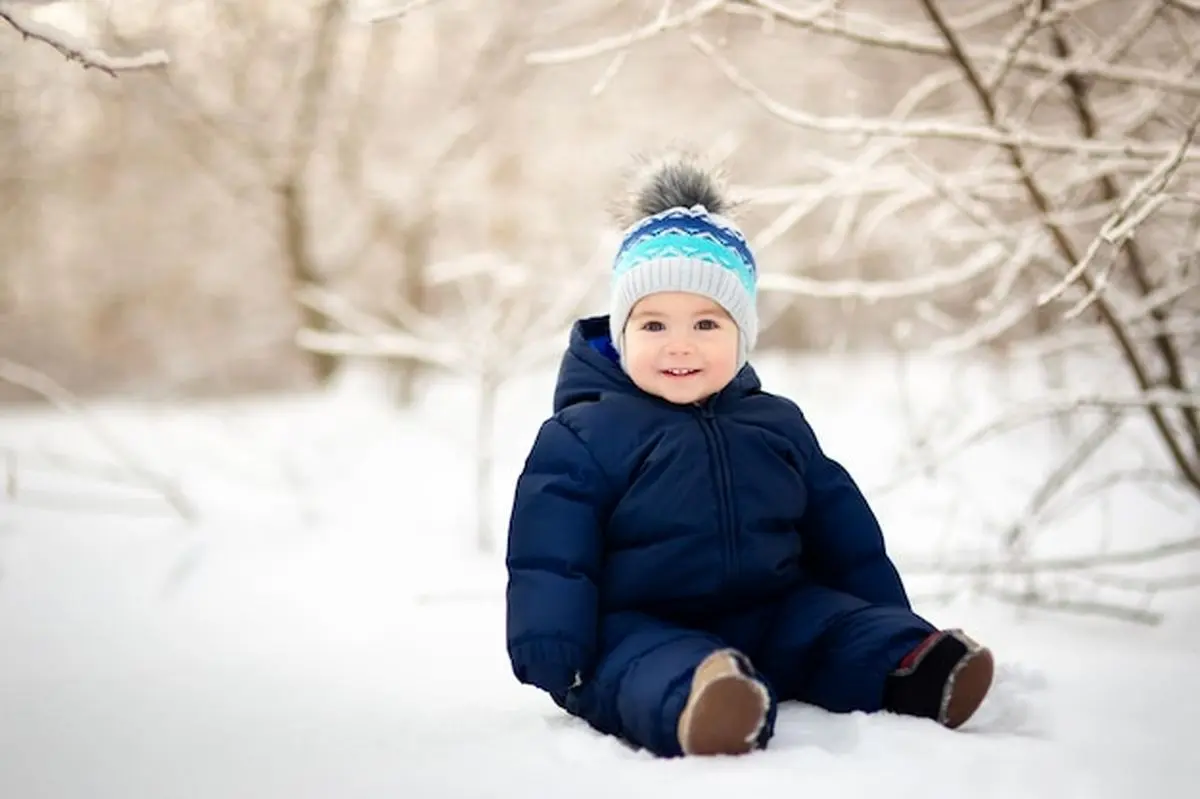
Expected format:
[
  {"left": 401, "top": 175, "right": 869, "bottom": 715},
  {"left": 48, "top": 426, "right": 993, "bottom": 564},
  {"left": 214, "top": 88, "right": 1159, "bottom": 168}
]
[{"left": 552, "top": 315, "right": 761, "bottom": 413}]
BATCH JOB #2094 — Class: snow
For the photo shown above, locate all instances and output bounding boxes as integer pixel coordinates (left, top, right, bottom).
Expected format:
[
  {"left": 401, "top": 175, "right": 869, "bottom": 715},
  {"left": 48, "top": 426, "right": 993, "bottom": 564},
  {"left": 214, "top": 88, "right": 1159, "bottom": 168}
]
[{"left": 0, "top": 352, "right": 1196, "bottom": 799}]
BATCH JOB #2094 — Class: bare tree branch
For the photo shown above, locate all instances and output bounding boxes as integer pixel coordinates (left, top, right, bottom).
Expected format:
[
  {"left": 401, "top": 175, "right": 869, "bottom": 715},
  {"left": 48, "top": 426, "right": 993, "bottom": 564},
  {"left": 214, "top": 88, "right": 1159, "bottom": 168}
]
[
  {"left": 294, "top": 283, "right": 465, "bottom": 368},
  {"left": 525, "top": 0, "right": 728, "bottom": 64},
  {"left": 757, "top": 239, "right": 1017, "bottom": 300},
  {"left": 277, "top": 0, "right": 349, "bottom": 383},
  {"left": 1034, "top": 110, "right": 1200, "bottom": 310},
  {"left": 974, "top": 584, "right": 1164, "bottom": 625},
  {"left": 998, "top": 411, "right": 1124, "bottom": 552},
  {"left": 1077, "top": 569, "right": 1200, "bottom": 593},
  {"left": 915, "top": 0, "right": 1200, "bottom": 493},
  {"left": 359, "top": 0, "right": 442, "bottom": 25},
  {"left": 912, "top": 532, "right": 1200, "bottom": 577},
  {"left": 983, "top": 0, "right": 1048, "bottom": 95},
  {"left": 1010, "top": 315, "right": 1200, "bottom": 358},
  {"left": 1040, "top": 0, "right": 1200, "bottom": 458},
  {"left": 877, "top": 387, "right": 1200, "bottom": 494},
  {"left": 0, "top": 359, "right": 195, "bottom": 521},
  {"left": 739, "top": 0, "right": 1200, "bottom": 98},
  {"left": 689, "top": 34, "right": 1199, "bottom": 163},
  {"left": 0, "top": 2, "right": 168, "bottom": 76}
]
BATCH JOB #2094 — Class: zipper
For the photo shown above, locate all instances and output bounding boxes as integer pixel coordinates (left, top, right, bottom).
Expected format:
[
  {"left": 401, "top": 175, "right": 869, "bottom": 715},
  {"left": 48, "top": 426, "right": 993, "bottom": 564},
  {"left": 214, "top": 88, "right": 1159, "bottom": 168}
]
[{"left": 695, "top": 398, "right": 739, "bottom": 582}]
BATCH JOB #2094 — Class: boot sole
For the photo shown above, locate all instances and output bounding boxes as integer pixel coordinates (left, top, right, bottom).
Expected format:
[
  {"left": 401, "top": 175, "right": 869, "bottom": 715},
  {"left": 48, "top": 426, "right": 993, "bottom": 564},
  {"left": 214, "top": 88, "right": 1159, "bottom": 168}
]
[
  {"left": 943, "top": 645, "right": 995, "bottom": 729},
  {"left": 679, "top": 673, "right": 769, "bottom": 756}
]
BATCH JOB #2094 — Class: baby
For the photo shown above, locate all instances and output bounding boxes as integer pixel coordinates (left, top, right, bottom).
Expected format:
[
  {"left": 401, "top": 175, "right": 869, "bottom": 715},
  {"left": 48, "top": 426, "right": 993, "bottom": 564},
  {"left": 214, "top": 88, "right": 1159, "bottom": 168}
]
[{"left": 504, "top": 156, "right": 994, "bottom": 757}]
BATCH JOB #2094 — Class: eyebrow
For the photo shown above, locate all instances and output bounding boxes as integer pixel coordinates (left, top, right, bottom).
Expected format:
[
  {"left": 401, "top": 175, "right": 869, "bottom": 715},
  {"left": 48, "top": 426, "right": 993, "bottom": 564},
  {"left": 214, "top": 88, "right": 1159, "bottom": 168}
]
[{"left": 630, "top": 305, "right": 724, "bottom": 320}]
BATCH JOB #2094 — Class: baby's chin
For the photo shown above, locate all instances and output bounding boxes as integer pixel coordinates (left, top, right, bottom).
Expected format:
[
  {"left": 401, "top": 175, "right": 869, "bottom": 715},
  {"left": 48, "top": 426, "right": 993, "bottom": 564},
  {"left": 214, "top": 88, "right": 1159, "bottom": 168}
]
[{"left": 649, "top": 380, "right": 722, "bottom": 405}]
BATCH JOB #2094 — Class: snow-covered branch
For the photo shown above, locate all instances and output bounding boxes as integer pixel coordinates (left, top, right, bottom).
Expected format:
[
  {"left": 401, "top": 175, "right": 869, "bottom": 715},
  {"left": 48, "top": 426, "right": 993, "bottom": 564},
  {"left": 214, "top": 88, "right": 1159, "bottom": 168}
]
[
  {"left": 0, "top": 359, "right": 195, "bottom": 520},
  {"left": 525, "top": 0, "right": 728, "bottom": 65},
  {"left": 973, "top": 585, "right": 1164, "bottom": 626},
  {"left": 689, "top": 34, "right": 1197, "bottom": 163},
  {"left": 738, "top": 0, "right": 1200, "bottom": 98},
  {"left": 906, "top": 532, "right": 1200, "bottom": 577},
  {"left": 357, "top": 0, "right": 442, "bottom": 25},
  {"left": 294, "top": 284, "right": 464, "bottom": 368},
  {"left": 876, "top": 387, "right": 1200, "bottom": 496},
  {"left": 293, "top": 247, "right": 603, "bottom": 553},
  {"left": 529, "top": 0, "right": 1200, "bottom": 97},
  {"left": 1009, "top": 315, "right": 1200, "bottom": 358},
  {"left": 758, "top": 240, "right": 1013, "bottom": 301},
  {"left": 1034, "top": 109, "right": 1200, "bottom": 313},
  {"left": 294, "top": 328, "right": 460, "bottom": 367},
  {"left": 0, "top": 2, "right": 168, "bottom": 76}
]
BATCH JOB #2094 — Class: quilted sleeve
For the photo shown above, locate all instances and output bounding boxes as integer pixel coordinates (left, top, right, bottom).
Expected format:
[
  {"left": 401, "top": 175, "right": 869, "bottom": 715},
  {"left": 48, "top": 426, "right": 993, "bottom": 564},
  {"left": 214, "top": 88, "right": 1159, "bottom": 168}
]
[
  {"left": 505, "top": 418, "right": 608, "bottom": 695},
  {"left": 794, "top": 413, "right": 913, "bottom": 610}
]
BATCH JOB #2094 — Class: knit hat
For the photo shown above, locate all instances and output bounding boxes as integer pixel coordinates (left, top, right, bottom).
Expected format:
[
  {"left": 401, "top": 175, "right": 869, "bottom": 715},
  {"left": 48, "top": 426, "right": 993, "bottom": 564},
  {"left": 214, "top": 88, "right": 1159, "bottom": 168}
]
[{"left": 609, "top": 158, "right": 759, "bottom": 370}]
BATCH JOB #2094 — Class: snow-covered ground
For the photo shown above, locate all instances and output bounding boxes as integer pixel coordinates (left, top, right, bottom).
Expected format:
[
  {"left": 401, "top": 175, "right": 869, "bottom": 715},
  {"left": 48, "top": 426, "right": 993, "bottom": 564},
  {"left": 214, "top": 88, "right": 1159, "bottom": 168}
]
[{"left": 0, "top": 352, "right": 1196, "bottom": 798}]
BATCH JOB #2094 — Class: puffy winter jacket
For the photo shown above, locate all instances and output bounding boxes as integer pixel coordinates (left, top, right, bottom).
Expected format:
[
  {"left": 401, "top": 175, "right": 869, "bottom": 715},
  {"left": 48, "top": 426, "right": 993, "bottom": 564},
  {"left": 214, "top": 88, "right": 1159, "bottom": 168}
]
[{"left": 505, "top": 315, "right": 911, "bottom": 696}]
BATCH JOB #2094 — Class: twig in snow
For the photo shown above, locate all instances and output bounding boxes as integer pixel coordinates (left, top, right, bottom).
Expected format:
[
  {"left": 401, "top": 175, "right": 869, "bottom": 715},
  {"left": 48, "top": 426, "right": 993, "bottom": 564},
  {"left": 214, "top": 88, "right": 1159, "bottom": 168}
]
[
  {"left": 4, "top": 488, "right": 193, "bottom": 519},
  {"left": 976, "top": 583, "right": 1164, "bottom": 625},
  {"left": 1076, "top": 569, "right": 1200, "bottom": 593},
  {"left": 0, "top": 359, "right": 196, "bottom": 521},
  {"left": 874, "top": 387, "right": 1200, "bottom": 494},
  {"left": 998, "top": 411, "right": 1125, "bottom": 554},
  {"left": 905, "top": 532, "right": 1200, "bottom": 577},
  {"left": 1034, "top": 468, "right": 1195, "bottom": 529}
]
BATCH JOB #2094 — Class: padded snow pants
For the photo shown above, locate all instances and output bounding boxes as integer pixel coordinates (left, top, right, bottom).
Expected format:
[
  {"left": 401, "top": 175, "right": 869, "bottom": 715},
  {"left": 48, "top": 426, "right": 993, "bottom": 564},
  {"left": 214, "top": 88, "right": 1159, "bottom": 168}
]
[{"left": 560, "top": 580, "right": 936, "bottom": 757}]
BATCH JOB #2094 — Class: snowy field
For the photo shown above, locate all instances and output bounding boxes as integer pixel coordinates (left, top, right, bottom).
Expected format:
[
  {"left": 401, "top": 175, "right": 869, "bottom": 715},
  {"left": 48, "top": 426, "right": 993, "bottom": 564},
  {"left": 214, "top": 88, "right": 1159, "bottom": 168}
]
[{"left": 0, "top": 352, "right": 1196, "bottom": 799}]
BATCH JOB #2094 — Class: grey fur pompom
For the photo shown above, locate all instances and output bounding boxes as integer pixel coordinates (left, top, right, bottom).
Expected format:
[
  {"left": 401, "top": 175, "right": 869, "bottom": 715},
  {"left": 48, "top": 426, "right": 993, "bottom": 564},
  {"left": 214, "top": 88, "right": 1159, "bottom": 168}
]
[{"left": 613, "top": 152, "right": 733, "bottom": 227}]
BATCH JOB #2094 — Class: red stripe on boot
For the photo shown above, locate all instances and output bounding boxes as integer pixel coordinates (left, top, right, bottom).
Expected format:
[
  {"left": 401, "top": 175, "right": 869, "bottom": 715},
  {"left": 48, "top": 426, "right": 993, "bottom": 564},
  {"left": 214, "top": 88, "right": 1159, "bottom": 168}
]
[{"left": 899, "top": 631, "right": 943, "bottom": 671}]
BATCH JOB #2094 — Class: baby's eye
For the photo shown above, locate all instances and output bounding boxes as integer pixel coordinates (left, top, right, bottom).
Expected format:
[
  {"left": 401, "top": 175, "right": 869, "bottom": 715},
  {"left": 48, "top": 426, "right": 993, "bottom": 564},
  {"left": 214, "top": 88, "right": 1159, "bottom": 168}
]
[
  {"left": 641, "top": 320, "right": 665, "bottom": 332},
  {"left": 695, "top": 318, "right": 721, "bottom": 331}
]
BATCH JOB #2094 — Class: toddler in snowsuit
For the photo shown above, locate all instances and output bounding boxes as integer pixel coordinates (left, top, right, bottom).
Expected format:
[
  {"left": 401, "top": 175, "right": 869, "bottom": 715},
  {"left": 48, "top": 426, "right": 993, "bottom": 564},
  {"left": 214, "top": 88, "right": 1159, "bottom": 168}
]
[{"left": 505, "top": 156, "right": 994, "bottom": 757}]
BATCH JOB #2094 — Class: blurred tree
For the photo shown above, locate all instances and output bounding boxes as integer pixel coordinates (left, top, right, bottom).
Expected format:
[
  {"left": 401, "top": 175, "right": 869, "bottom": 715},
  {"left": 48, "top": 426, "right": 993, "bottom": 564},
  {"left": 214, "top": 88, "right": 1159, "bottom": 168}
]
[{"left": 525, "top": 0, "right": 1200, "bottom": 620}]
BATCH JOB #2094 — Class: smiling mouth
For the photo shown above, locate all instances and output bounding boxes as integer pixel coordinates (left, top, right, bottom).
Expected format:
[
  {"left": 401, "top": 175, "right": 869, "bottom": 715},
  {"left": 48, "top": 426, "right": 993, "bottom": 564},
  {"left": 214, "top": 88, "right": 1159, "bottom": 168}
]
[{"left": 661, "top": 368, "right": 701, "bottom": 377}]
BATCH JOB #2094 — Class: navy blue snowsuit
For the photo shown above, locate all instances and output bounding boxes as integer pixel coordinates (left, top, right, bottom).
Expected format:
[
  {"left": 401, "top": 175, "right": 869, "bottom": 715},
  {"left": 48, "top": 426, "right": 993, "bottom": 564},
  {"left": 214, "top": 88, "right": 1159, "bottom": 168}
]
[{"left": 505, "top": 316, "right": 935, "bottom": 756}]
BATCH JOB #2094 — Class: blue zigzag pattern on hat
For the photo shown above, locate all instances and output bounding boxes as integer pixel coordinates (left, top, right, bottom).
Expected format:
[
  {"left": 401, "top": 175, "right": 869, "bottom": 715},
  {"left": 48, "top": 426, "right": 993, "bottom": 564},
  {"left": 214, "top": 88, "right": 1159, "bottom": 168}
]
[{"left": 613, "top": 208, "right": 757, "bottom": 296}]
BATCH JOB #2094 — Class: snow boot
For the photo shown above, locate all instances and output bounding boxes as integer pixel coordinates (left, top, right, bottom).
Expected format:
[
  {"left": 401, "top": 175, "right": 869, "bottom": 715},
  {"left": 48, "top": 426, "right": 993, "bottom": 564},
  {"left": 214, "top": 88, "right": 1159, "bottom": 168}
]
[
  {"left": 677, "top": 649, "right": 770, "bottom": 756},
  {"left": 883, "top": 629, "right": 994, "bottom": 729}
]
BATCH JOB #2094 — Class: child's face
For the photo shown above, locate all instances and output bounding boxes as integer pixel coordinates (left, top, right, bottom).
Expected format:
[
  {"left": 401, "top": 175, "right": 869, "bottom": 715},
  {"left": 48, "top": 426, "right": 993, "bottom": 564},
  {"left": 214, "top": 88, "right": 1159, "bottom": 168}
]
[{"left": 622, "top": 292, "right": 740, "bottom": 405}]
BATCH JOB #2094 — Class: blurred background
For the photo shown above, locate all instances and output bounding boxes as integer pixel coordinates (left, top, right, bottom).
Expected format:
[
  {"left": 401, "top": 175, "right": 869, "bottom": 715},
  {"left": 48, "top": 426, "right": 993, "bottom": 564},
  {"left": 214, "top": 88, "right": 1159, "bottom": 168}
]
[
  {"left": 1, "top": 0, "right": 1198, "bottom": 628},
  {"left": 1, "top": 0, "right": 1191, "bottom": 399}
]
